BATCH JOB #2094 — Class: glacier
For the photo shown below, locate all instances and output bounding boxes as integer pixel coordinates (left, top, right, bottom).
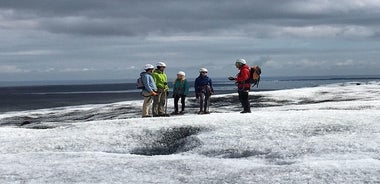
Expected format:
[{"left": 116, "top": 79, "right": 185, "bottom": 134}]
[{"left": 0, "top": 81, "right": 379, "bottom": 183}]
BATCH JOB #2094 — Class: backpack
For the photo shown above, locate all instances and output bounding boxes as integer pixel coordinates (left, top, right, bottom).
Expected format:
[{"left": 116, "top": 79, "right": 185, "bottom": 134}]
[
  {"left": 136, "top": 76, "right": 145, "bottom": 89},
  {"left": 247, "top": 65, "right": 262, "bottom": 88}
]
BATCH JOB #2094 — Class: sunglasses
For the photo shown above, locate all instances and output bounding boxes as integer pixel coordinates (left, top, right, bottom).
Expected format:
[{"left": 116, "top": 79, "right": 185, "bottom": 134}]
[{"left": 201, "top": 72, "right": 208, "bottom": 74}]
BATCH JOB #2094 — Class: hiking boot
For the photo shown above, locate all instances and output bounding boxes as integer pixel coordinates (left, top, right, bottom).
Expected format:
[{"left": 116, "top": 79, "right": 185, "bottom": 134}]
[
  {"left": 197, "top": 111, "right": 204, "bottom": 114},
  {"left": 179, "top": 111, "right": 185, "bottom": 114},
  {"left": 142, "top": 115, "right": 151, "bottom": 118},
  {"left": 203, "top": 111, "right": 210, "bottom": 114},
  {"left": 171, "top": 111, "right": 179, "bottom": 115},
  {"left": 240, "top": 110, "right": 251, "bottom": 113},
  {"left": 159, "top": 114, "right": 170, "bottom": 117}
]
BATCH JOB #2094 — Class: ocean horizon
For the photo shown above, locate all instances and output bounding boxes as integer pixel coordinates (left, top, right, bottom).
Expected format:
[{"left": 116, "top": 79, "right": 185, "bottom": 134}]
[
  {"left": 1, "top": 74, "right": 380, "bottom": 113},
  {"left": 1, "top": 74, "right": 380, "bottom": 87}
]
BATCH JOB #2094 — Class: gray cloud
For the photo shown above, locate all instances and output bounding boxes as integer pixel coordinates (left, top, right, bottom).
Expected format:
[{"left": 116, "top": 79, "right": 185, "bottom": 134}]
[
  {"left": 0, "top": 0, "right": 380, "bottom": 81},
  {"left": 2, "top": 0, "right": 380, "bottom": 37}
]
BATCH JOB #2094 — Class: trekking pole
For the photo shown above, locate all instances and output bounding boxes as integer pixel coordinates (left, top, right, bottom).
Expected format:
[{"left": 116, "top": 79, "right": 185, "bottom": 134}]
[{"left": 165, "top": 90, "right": 168, "bottom": 115}]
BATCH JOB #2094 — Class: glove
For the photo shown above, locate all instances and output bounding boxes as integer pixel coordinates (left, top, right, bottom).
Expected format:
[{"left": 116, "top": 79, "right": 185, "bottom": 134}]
[
  {"left": 228, "top": 76, "right": 236, "bottom": 81},
  {"left": 166, "top": 91, "right": 169, "bottom": 96},
  {"left": 195, "top": 93, "right": 199, "bottom": 99},
  {"left": 151, "top": 91, "right": 158, "bottom": 96}
]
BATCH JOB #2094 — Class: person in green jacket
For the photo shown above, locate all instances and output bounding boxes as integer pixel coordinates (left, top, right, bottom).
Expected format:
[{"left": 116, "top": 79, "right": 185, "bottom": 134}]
[
  {"left": 172, "top": 71, "right": 189, "bottom": 115},
  {"left": 152, "top": 61, "right": 170, "bottom": 117}
]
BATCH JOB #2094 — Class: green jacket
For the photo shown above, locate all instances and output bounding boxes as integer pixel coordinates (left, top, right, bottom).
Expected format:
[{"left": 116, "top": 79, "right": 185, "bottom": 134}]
[
  {"left": 173, "top": 78, "right": 189, "bottom": 95},
  {"left": 152, "top": 70, "right": 169, "bottom": 91}
]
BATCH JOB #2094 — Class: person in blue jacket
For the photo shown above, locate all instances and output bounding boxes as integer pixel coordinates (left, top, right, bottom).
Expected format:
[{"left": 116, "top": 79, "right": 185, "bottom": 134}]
[
  {"left": 141, "top": 64, "right": 158, "bottom": 117},
  {"left": 194, "top": 68, "right": 214, "bottom": 114},
  {"left": 172, "top": 71, "right": 189, "bottom": 115}
]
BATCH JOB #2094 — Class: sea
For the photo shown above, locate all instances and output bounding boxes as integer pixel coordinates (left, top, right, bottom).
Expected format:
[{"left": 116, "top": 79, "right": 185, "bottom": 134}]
[{"left": 1, "top": 75, "right": 380, "bottom": 113}]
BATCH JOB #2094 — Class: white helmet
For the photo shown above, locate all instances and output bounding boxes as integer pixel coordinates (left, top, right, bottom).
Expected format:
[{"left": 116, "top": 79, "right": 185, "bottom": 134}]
[
  {"left": 235, "top": 59, "right": 247, "bottom": 65},
  {"left": 156, "top": 61, "right": 167, "bottom": 67},
  {"left": 144, "top": 64, "right": 154, "bottom": 70},
  {"left": 177, "top": 71, "right": 186, "bottom": 76},
  {"left": 199, "top": 68, "right": 208, "bottom": 73}
]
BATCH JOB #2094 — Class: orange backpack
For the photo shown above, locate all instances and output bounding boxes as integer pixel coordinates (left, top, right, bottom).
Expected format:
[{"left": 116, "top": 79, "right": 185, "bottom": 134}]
[{"left": 247, "top": 65, "right": 262, "bottom": 88}]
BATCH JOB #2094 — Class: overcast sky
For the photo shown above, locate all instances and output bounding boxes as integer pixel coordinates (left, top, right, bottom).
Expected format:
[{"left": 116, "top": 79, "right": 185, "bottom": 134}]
[{"left": 1, "top": 0, "right": 380, "bottom": 81}]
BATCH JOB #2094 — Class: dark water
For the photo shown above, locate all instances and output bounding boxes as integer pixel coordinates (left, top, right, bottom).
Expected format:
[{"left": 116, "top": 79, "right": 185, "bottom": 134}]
[{"left": 1, "top": 75, "right": 379, "bottom": 113}]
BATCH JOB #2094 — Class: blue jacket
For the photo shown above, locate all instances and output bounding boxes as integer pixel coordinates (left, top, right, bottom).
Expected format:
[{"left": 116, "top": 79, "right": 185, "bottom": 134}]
[
  {"left": 141, "top": 72, "right": 157, "bottom": 93},
  {"left": 194, "top": 75, "right": 214, "bottom": 94}
]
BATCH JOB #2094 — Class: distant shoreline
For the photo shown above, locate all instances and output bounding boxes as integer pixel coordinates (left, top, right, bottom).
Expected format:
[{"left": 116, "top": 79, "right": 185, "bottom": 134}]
[
  {"left": 1, "top": 76, "right": 380, "bottom": 113},
  {"left": 0, "top": 90, "right": 237, "bottom": 113},
  {"left": 1, "top": 74, "right": 380, "bottom": 87}
]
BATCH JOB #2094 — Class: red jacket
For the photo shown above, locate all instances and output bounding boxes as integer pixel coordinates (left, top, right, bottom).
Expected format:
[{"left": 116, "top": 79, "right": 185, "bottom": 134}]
[{"left": 236, "top": 64, "right": 251, "bottom": 90}]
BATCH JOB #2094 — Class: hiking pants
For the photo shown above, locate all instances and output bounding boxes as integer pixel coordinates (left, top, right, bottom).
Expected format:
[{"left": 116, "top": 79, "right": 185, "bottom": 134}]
[
  {"left": 153, "top": 88, "right": 167, "bottom": 116},
  {"left": 174, "top": 94, "right": 186, "bottom": 113},
  {"left": 238, "top": 90, "right": 250, "bottom": 112},
  {"left": 142, "top": 95, "right": 153, "bottom": 117},
  {"left": 199, "top": 92, "right": 211, "bottom": 112}
]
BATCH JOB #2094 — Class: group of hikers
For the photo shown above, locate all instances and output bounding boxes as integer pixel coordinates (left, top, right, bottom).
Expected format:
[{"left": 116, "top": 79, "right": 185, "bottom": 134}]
[{"left": 139, "top": 59, "right": 254, "bottom": 118}]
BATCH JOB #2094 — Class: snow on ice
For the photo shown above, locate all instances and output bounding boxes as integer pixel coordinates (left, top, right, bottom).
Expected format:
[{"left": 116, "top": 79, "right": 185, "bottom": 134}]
[{"left": 0, "top": 82, "right": 379, "bottom": 183}]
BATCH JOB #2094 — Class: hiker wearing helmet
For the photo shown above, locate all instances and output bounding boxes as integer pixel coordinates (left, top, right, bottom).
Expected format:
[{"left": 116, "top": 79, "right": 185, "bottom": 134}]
[
  {"left": 194, "top": 68, "right": 214, "bottom": 114},
  {"left": 229, "top": 59, "right": 251, "bottom": 113},
  {"left": 172, "top": 71, "right": 189, "bottom": 115},
  {"left": 152, "top": 61, "right": 170, "bottom": 117},
  {"left": 141, "top": 64, "right": 158, "bottom": 117}
]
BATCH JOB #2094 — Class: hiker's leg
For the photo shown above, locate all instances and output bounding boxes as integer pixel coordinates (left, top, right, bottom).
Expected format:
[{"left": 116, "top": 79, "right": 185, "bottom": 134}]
[
  {"left": 238, "top": 90, "right": 244, "bottom": 108},
  {"left": 204, "top": 94, "right": 210, "bottom": 112},
  {"left": 239, "top": 91, "right": 250, "bottom": 112},
  {"left": 199, "top": 93, "right": 205, "bottom": 112},
  {"left": 180, "top": 95, "right": 186, "bottom": 112},
  {"left": 244, "top": 91, "right": 250, "bottom": 111},
  {"left": 152, "top": 94, "right": 159, "bottom": 116},
  {"left": 174, "top": 94, "right": 179, "bottom": 113},
  {"left": 158, "top": 89, "right": 166, "bottom": 115},
  {"left": 142, "top": 96, "right": 152, "bottom": 117}
]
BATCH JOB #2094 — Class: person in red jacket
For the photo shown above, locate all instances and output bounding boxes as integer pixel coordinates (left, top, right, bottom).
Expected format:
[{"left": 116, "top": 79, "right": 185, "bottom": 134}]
[{"left": 229, "top": 59, "right": 251, "bottom": 113}]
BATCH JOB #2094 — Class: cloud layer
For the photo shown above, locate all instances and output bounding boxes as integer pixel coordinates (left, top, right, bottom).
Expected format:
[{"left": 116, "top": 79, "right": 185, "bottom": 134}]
[{"left": 1, "top": 0, "right": 380, "bottom": 80}]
